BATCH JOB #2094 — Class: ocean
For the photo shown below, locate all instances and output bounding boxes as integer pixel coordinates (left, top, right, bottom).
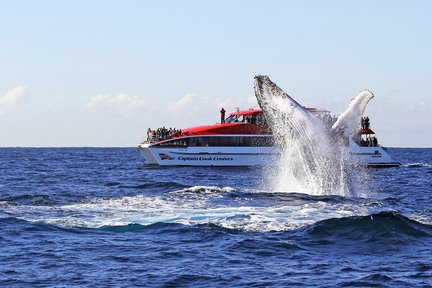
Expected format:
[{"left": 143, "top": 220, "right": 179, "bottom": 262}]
[{"left": 1, "top": 147, "right": 431, "bottom": 287}]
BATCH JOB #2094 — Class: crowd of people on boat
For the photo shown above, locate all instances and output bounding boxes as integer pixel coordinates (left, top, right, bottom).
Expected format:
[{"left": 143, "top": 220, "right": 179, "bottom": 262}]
[
  {"left": 352, "top": 133, "right": 379, "bottom": 147},
  {"left": 146, "top": 127, "right": 183, "bottom": 143},
  {"left": 360, "top": 136, "right": 378, "bottom": 147}
]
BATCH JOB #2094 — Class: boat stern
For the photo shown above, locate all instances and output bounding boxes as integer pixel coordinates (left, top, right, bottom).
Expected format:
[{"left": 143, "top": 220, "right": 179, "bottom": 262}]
[
  {"left": 137, "top": 143, "right": 159, "bottom": 165},
  {"left": 349, "top": 139, "right": 400, "bottom": 167}
]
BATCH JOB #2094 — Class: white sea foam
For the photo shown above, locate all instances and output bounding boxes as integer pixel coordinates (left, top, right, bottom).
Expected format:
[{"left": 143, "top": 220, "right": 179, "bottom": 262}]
[
  {"left": 410, "top": 211, "right": 432, "bottom": 226},
  {"left": 406, "top": 163, "right": 432, "bottom": 168},
  {"left": 1, "top": 186, "right": 380, "bottom": 232},
  {"left": 170, "top": 185, "right": 237, "bottom": 196}
]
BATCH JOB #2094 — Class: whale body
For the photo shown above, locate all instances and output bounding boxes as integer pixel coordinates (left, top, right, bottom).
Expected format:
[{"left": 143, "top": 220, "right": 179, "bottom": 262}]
[{"left": 253, "top": 75, "right": 366, "bottom": 196}]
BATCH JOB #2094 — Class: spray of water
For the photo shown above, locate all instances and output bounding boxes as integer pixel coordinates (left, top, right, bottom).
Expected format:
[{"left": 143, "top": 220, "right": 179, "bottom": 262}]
[{"left": 254, "top": 76, "right": 370, "bottom": 197}]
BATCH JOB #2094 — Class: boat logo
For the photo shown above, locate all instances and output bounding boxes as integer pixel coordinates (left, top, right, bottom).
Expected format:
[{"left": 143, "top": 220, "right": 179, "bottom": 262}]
[{"left": 159, "top": 153, "right": 175, "bottom": 160}]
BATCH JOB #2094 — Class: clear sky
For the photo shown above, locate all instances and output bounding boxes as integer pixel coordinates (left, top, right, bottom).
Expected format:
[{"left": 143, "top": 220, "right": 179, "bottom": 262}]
[{"left": 1, "top": 0, "right": 431, "bottom": 147}]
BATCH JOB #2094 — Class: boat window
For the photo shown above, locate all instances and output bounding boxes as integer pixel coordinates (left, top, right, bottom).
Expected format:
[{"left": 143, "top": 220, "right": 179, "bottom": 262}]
[
  {"left": 190, "top": 136, "right": 272, "bottom": 147},
  {"left": 154, "top": 136, "right": 273, "bottom": 147},
  {"left": 225, "top": 113, "right": 267, "bottom": 126},
  {"left": 225, "top": 115, "right": 239, "bottom": 123},
  {"left": 186, "top": 137, "right": 209, "bottom": 147}
]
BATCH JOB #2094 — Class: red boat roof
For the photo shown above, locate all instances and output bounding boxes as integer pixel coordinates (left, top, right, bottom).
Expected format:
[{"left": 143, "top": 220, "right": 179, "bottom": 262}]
[
  {"left": 229, "top": 108, "right": 262, "bottom": 116},
  {"left": 182, "top": 122, "right": 270, "bottom": 135},
  {"left": 356, "top": 128, "right": 375, "bottom": 135},
  {"left": 229, "top": 107, "right": 330, "bottom": 115}
]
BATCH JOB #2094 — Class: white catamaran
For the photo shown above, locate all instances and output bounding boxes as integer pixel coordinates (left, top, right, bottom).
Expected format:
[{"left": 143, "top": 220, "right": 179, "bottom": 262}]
[{"left": 137, "top": 107, "right": 399, "bottom": 167}]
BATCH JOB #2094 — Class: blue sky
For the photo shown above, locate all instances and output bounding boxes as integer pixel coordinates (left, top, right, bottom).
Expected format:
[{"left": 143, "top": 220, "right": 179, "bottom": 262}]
[{"left": 1, "top": 0, "right": 431, "bottom": 147}]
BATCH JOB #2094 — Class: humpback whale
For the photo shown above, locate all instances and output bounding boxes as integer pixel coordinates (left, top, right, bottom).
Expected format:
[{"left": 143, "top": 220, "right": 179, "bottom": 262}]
[{"left": 254, "top": 75, "right": 360, "bottom": 196}]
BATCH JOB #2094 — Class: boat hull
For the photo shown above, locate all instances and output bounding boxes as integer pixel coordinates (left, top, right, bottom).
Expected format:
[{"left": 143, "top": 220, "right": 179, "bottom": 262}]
[
  {"left": 349, "top": 139, "right": 400, "bottom": 167},
  {"left": 137, "top": 144, "right": 278, "bottom": 166},
  {"left": 138, "top": 141, "right": 400, "bottom": 167}
]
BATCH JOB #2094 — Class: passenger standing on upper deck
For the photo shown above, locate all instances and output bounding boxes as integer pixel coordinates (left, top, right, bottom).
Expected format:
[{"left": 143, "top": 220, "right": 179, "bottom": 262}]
[
  {"left": 364, "top": 116, "right": 370, "bottom": 129},
  {"left": 220, "top": 108, "right": 226, "bottom": 123}
]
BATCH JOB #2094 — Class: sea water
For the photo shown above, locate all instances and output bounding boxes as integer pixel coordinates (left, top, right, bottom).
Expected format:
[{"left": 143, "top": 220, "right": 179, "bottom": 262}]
[{"left": 1, "top": 147, "right": 431, "bottom": 287}]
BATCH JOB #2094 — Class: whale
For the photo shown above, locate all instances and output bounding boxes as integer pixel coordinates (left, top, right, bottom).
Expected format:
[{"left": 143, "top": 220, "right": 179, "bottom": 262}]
[
  {"left": 253, "top": 75, "right": 331, "bottom": 153},
  {"left": 254, "top": 75, "right": 374, "bottom": 139},
  {"left": 253, "top": 75, "right": 357, "bottom": 195},
  {"left": 254, "top": 76, "right": 321, "bottom": 143}
]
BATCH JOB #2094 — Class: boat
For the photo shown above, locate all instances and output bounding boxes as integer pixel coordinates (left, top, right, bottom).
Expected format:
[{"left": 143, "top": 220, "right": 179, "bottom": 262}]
[
  {"left": 138, "top": 108, "right": 276, "bottom": 166},
  {"left": 137, "top": 107, "right": 400, "bottom": 167}
]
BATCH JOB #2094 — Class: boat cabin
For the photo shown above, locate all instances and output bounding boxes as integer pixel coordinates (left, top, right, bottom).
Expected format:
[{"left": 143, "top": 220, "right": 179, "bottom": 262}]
[
  {"left": 353, "top": 128, "right": 379, "bottom": 147},
  {"left": 143, "top": 108, "right": 270, "bottom": 145},
  {"left": 150, "top": 135, "right": 274, "bottom": 148},
  {"left": 353, "top": 116, "right": 379, "bottom": 147},
  {"left": 225, "top": 108, "right": 266, "bottom": 125}
]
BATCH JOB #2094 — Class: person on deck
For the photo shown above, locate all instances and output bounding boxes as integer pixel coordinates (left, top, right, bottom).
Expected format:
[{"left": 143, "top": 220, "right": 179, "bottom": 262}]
[
  {"left": 220, "top": 108, "right": 226, "bottom": 123},
  {"left": 364, "top": 117, "right": 370, "bottom": 129}
]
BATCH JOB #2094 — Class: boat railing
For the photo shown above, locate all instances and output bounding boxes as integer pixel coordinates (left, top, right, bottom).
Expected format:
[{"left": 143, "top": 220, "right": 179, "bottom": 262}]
[
  {"left": 354, "top": 138, "right": 380, "bottom": 147},
  {"left": 141, "top": 135, "right": 169, "bottom": 144}
]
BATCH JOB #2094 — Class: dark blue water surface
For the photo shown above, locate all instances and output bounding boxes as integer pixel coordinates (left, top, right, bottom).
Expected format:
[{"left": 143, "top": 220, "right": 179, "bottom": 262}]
[{"left": 1, "top": 148, "right": 431, "bottom": 287}]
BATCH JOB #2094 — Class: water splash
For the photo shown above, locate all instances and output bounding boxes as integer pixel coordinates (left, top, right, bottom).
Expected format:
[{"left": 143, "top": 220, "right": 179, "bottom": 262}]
[
  {"left": 0, "top": 186, "right": 377, "bottom": 232},
  {"left": 254, "top": 75, "right": 368, "bottom": 197}
]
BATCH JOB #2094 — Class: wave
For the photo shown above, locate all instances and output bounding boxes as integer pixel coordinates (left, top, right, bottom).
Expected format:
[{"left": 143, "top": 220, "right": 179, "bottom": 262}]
[
  {"left": 118, "top": 181, "right": 188, "bottom": 190},
  {"left": 170, "top": 185, "right": 237, "bottom": 195},
  {"left": 3, "top": 185, "right": 430, "bottom": 236},
  {"left": 0, "top": 216, "right": 88, "bottom": 234},
  {"left": 1, "top": 194, "right": 54, "bottom": 206},
  {"left": 3, "top": 197, "right": 432, "bottom": 247},
  {"left": 0, "top": 200, "right": 17, "bottom": 207},
  {"left": 296, "top": 211, "right": 432, "bottom": 246},
  {"left": 31, "top": 210, "right": 431, "bottom": 246},
  {"left": 0, "top": 193, "right": 87, "bottom": 207},
  {"left": 0, "top": 188, "right": 371, "bottom": 232},
  {"left": 338, "top": 274, "right": 394, "bottom": 287},
  {"left": 99, "top": 222, "right": 168, "bottom": 232},
  {"left": 98, "top": 221, "right": 204, "bottom": 233},
  {"left": 406, "top": 163, "right": 432, "bottom": 168}
]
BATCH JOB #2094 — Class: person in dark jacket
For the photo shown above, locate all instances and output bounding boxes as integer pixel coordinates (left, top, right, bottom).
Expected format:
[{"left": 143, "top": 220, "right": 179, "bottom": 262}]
[
  {"left": 364, "top": 117, "right": 370, "bottom": 129},
  {"left": 220, "top": 108, "right": 226, "bottom": 123}
]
